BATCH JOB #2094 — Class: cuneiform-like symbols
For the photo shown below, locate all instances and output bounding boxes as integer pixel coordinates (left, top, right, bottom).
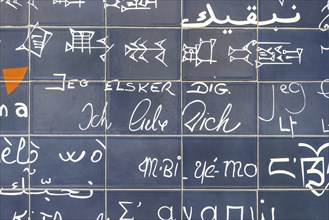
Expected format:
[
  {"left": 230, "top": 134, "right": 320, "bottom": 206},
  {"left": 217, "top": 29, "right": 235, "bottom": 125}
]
[
  {"left": 16, "top": 22, "right": 53, "bottom": 58},
  {"left": 228, "top": 40, "right": 303, "bottom": 67},
  {"left": 0, "top": 0, "right": 37, "bottom": 9},
  {"left": 125, "top": 38, "right": 167, "bottom": 67},
  {"left": 228, "top": 40, "right": 256, "bottom": 66},
  {"left": 53, "top": 0, "right": 85, "bottom": 8},
  {"left": 0, "top": 0, "right": 22, "bottom": 9},
  {"left": 104, "top": 0, "right": 157, "bottom": 12},
  {"left": 65, "top": 28, "right": 113, "bottom": 62},
  {"left": 182, "top": 38, "right": 217, "bottom": 67},
  {"left": 257, "top": 42, "right": 303, "bottom": 67}
]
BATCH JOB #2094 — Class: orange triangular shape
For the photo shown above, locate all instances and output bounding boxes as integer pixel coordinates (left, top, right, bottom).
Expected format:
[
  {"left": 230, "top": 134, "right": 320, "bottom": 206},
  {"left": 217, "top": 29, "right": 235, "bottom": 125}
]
[{"left": 2, "top": 67, "right": 28, "bottom": 95}]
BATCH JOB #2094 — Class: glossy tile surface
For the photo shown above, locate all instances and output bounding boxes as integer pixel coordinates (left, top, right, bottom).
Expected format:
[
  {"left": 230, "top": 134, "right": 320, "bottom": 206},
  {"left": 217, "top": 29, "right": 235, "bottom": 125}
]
[{"left": 1, "top": 0, "right": 328, "bottom": 219}]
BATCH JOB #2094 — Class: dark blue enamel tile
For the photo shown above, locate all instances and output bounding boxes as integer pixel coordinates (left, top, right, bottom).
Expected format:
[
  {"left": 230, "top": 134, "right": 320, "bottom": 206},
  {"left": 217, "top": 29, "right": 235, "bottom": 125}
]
[
  {"left": 107, "top": 137, "right": 181, "bottom": 188},
  {"left": 30, "top": 190, "right": 105, "bottom": 220},
  {"left": 30, "top": 0, "right": 104, "bottom": 26},
  {"left": 31, "top": 82, "right": 105, "bottom": 134},
  {"left": 182, "top": 29, "right": 256, "bottom": 80},
  {"left": 108, "top": 191, "right": 180, "bottom": 219},
  {"left": 183, "top": 137, "right": 257, "bottom": 188},
  {"left": 0, "top": 2, "right": 28, "bottom": 26},
  {"left": 106, "top": 0, "right": 181, "bottom": 26},
  {"left": 183, "top": 191, "right": 256, "bottom": 220},
  {"left": 0, "top": 194, "right": 29, "bottom": 220},
  {"left": 106, "top": 81, "right": 180, "bottom": 134},
  {"left": 259, "top": 190, "right": 329, "bottom": 220},
  {"left": 30, "top": 137, "right": 105, "bottom": 188},
  {"left": 31, "top": 28, "right": 105, "bottom": 80},
  {"left": 183, "top": 82, "right": 257, "bottom": 135},
  {"left": 0, "top": 29, "right": 29, "bottom": 81},
  {"left": 108, "top": 29, "right": 180, "bottom": 80},
  {"left": 258, "top": 30, "right": 329, "bottom": 81},
  {"left": 259, "top": 82, "right": 329, "bottom": 136},
  {"left": 260, "top": 137, "right": 329, "bottom": 189},
  {"left": 0, "top": 137, "right": 29, "bottom": 188},
  {"left": 0, "top": 82, "right": 28, "bottom": 134},
  {"left": 259, "top": 0, "right": 329, "bottom": 28},
  {"left": 183, "top": 0, "right": 257, "bottom": 28}
]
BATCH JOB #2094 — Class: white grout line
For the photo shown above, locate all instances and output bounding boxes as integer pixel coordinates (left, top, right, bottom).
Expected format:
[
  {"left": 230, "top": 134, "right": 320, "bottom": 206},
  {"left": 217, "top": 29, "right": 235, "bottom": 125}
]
[
  {"left": 256, "top": 0, "right": 260, "bottom": 218},
  {"left": 180, "top": 0, "right": 184, "bottom": 219},
  {"left": 27, "top": 1, "right": 32, "bottom": 217},
  {"left": 104, "top": 3, "right": 108, "bottom": 218}
]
